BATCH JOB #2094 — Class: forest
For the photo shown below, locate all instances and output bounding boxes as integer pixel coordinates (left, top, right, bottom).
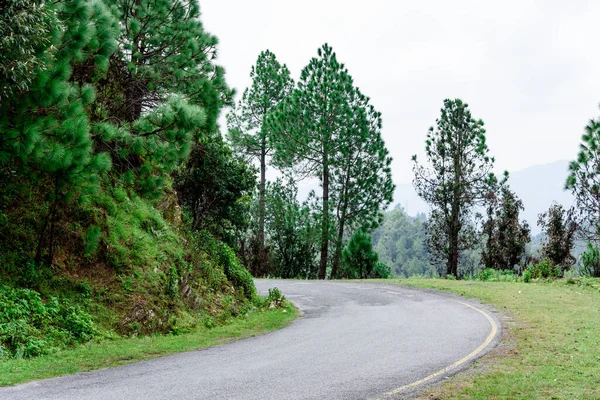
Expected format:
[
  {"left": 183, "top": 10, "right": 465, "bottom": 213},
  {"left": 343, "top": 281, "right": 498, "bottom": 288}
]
[{"left": 1, "top": 0, "right": 600, "bottom": 364}]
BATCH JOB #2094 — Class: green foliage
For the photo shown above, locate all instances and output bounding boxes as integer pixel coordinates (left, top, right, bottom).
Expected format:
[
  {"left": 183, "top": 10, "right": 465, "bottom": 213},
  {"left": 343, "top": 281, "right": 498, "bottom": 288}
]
[
  {"left": 481, "top": 187, "right": 531, "bottom": 270},
  {"left": 523, "top": 269, "right": 532, "bottom": 283},
  {"left": 227, "top": 49, "right": 294, "bottom": 274},
  {"left": 175, "top": 134, "right": 256, "bottom": 242},
  {"left": 263, "top": 178, "right": 319, "bottom": 279},
  {"left": 0, "top": 0, "right": 57, "bottom": 102},
  {"left": 264, "top": 287, "right": 286, "bottom": 309},
  {"left": 413, "top": 99, "right": 506, "bottom": 278},
  {"left": 525, "top": 259, "right": 562, "bottom": 280},
  {"left": 83, "top": 225, "right": 101, "bottom": 256},
  {"left": 0, "top": 285, "right": 95, "bottom": 359},
  {"left": 0, "top": 0, "right": 262, "bottom": 359},
  {"left": 580, "top": 243, "right": 600, "bottom": 278},
  {"left": 538, "top": 204, "right": 577, "bottom": 272},
  {"left": 217, "top": 242, "right": 256, "bottom": 300},
  {"left": 371, "top": 262, "right": 392, "bottom": 279},
  {"left": 93, "top": 188, "right": 185, "bottom": 272},
  {"left": 341, "top": 230, "right": 381, "bottom": 279},
  {"left": 268, "top": 44, "right": 394, "bottom": 280},
  {"left": 330, "top": 88, "right": 395, "bottom": 278},
  {"left": 268, "top": 44, "right": 358, "bottom": 279},
  {"left": 566, "top": 109, "right": 600, "bottom": 240},
  {"left": 372, "top": 208, "right": 434, "bottom": 277},
  {"left": 227, "top": 50, "right": 293, "bottom": 158},
  {"left": 477, "top": 268, "right": 518, "bottom": 282}
]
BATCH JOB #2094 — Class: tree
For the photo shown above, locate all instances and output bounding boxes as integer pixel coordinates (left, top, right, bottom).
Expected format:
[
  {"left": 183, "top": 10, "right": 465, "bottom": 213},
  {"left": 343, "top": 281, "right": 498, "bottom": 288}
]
[
  {"left": 0, "top": 0, "right": 56, "bottom": 103},
  {"left": 329, "top": 89, "right": 395, "bottom": 279},
  {"left": 175, "top": 133, "right": 256, "bottom": 243},
  {"left": 341, "top": 230, "right": 388, "bottom": 279},
  {"left": 481, "top": 187, "right": 530, "bottom": 270},
  {"left": 227, "top": 50, "right": 294, "bottom": 262},
  {"left": 566, "top": 111, "right": 600, "bottom": 240},
  {"left": 94, "top": 0, "right": 234, "bottom": 198},
  {"left": 371, "top": 207, "right": 432, "bottom": 277},
  {"left": 538, "top": 203, "right": 577, "bottom": 271},
  {"left": 268, "top": 44, "right": 354, "bottom": 279},
  {"left": 0, "top": 0, "right": 117, "bottom": 265},
  {"left": 413, "top": 99, "right": 503, "bottom": 278},
  {"left": 264, "top": 178, "right": 319, "bottom": 279}
]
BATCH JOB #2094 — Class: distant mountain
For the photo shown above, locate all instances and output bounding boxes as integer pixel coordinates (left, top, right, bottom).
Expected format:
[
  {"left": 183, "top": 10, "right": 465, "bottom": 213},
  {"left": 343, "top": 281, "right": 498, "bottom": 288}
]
[{"left": 393, "top": 160, "right": 574, "bottom": 234}]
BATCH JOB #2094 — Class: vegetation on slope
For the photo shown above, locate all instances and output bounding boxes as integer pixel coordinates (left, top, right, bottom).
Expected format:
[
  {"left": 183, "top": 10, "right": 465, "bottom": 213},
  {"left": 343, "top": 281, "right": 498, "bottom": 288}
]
[{"left": 0, "top": 0, "right": 280, "bottom": 364}]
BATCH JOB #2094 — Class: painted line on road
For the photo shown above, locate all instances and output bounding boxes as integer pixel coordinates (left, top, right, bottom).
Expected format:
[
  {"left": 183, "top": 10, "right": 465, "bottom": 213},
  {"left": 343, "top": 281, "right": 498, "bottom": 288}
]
[{"left": 374, "top": 299, "right": 499, "bottom": 399}]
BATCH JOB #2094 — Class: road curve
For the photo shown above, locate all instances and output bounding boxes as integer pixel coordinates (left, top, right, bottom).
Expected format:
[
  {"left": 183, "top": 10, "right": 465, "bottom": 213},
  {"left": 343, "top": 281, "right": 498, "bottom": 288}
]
[{"left": 1, "top": 280, "right": 501, "bottom": 400}]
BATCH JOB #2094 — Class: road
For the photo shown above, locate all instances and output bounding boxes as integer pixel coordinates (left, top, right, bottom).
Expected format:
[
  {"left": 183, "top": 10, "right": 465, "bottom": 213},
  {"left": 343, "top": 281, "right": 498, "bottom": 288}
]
[{"left": 1, "top": 280, "right": 501, "bottom": 399}]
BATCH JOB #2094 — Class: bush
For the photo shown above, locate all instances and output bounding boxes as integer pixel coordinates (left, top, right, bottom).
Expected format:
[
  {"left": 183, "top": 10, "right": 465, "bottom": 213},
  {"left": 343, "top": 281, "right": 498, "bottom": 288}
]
[
  {"left": 0, "top": 285, "right": 95, "bottom": 358},
  {"left": 581, "top": 243, "right": 600, "bottom": 278},
  {"left": 525, "top": 259, "right": 561, "bottom": 280},
  {"left": 477, "top": 268, "right": 518, "bottom": 282},
  {"left": 265, "top": 287, "right": 286, "bottom": 309},
  {"left": 217, "top": 242, "right": 256, "bottom": 300},
  {"left": 341, "top": 230, "right": 379, "bottom": 279},
  {"left": 371, "top": 262, "right": 392, "bottom": 279}
]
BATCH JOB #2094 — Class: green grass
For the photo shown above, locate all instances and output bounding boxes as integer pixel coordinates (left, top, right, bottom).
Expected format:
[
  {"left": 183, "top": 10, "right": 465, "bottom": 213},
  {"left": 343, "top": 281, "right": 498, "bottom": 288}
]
[
  {"left": 382, "top": 278, "right": 600, "bottom": 400},
  {"left": 0, "top": 303, "right": 298, "bottom": 386}
]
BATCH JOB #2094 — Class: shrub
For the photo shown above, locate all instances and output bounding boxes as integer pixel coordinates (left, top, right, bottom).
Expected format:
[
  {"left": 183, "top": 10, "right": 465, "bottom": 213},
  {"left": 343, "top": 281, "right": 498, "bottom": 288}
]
[
  {"left": 341, "top": 230, "right": 379, "bottom": 279},
  {"left": 217, "top": 242, "right": 256, "bottom": 300},
  {"left": 0, "top": 285, "right": 95, "bottom": 358},
  {"left": 477, "top": 268, "right": 518, "bottom": 282},
  {"left": 371, "top": 262, "right": 392, "bottom": 279},
  {"left": 478, "top": 268, "right": 495, "bottom": 281},
  {"left": 523, "top": 269, "right": 532, "bottom": 283},
  {"left": 525, "top": 259, "right": 561, "bottom": 279},
  {"left": 581, "top": 243, "right": 600, "bottom": 278},
  {"left": 265, "top": 287, "right": 286, "bottom": 309}
]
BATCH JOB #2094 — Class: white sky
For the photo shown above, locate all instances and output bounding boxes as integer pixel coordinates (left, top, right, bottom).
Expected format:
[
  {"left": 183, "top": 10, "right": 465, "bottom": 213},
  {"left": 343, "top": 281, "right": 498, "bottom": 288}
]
[{"left": 200, "top": 0, "right": 600, "bottom": 184}]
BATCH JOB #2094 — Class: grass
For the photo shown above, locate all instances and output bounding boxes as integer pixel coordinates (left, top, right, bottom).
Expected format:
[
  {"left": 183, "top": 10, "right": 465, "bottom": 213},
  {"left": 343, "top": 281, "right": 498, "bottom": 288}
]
[
  {"left": 0, "top": 303, "right": 298, "bottom": 386},
  {"left": 383, "top": 278, "right": 600, "bottom": 400}
]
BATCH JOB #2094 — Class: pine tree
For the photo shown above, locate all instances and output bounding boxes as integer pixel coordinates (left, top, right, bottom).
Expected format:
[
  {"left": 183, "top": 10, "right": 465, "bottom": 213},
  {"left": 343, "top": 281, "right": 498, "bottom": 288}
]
[
  {"left": 566, "top": 110, "right": 600, "bottom": 240},
  {"left": 175, "top": 133, "right": 257, "bottom": 242},
  {"left": 268, "top": 44, "right": 354, "bottom": 279},
  {"left": 482, "top": 187, "right": 530, "bottom": 270},
  {"left": 341, "top": 229, "right": 380, "bottom": 279},
  {"left": 0, "top": 0, "right": 117, "bottom": 265},
  {"left": 0, "top": 0, "right": 56, "bottom": 103},
  {"left": 227, "top": 50, "right": 293, "bottom": 268},
  {"left": 538, "top": 204, "right": 577, "bottom": 271},
  {"left": 413, "top": 99, "right": 504, "bottom": 277},
  {"left": 94, "top": 0, "right": 234, "bottom": 197},
  {"left": 329, "top": 89, "right": 394, "bottom": 279}
]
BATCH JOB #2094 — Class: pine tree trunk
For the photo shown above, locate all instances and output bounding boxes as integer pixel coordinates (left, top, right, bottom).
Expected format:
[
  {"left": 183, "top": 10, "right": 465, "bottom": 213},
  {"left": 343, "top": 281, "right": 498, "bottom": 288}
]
[
  {"left": 331, "top": 172, "right": 350, "bottom": 279},
  {"left": 258, "top": 142, "right": 266, "bottom": 275},
  {"left": 330, "top": 218, "right": 345, "bottom": 279},
  {"left": 319, "top": 161, "right": 330, "bottom": 280}
]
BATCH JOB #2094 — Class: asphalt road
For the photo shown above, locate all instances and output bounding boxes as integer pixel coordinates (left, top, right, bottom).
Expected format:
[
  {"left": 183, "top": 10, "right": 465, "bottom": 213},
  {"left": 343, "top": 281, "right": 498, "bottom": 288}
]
[{"left": 1, "top": 280, "right": 501, "bottom": 400}]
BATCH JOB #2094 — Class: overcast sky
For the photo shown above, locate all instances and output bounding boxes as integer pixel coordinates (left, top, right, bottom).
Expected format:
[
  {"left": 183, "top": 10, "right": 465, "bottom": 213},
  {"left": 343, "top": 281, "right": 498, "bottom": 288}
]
[{"left": 200, "top": 0, "right": 600, "bottom": 184}]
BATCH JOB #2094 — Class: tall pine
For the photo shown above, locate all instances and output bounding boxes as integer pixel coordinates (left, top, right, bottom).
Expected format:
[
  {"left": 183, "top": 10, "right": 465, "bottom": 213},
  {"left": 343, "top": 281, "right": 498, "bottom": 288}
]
[
  {"left": 227, "top": 50, "right": 293, "bottom": 275},
  {"left": 413, "top": 99, "right": 503, "bottom": 277},
  {"left": 269, "top": 44, "right": 354, "bottom": 280},
  {"left": 330, "top": 90, "right": 394, "bottom": 278}
]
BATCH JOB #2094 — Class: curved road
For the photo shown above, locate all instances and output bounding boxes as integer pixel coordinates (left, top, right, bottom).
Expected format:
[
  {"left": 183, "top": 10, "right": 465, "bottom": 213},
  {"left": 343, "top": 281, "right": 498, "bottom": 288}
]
[{"left": 1, "top": 280, "right": 500, "bottom": 399}]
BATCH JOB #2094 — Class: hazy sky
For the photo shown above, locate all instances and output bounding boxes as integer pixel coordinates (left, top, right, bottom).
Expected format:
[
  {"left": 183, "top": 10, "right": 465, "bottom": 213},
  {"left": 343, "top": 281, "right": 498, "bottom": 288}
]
[{"left": 200, "top": 0, "right": 600, "bottom": 184}]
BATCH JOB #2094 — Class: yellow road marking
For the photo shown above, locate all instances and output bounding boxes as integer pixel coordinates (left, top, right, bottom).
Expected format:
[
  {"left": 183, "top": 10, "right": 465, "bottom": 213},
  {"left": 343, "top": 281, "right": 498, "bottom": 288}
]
[{"left": 375, "top": 299, "right": 499, "bottom": 399}]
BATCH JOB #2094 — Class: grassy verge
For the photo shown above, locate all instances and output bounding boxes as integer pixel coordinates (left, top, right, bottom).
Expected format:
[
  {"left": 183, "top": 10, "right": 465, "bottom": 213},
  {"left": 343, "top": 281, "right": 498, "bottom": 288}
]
[
  {"left": 384, "top": 278, "right": 600, "bottom": 400},
  {"left": 0, "top": 303, "right": 298, "bottom": 386}
]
